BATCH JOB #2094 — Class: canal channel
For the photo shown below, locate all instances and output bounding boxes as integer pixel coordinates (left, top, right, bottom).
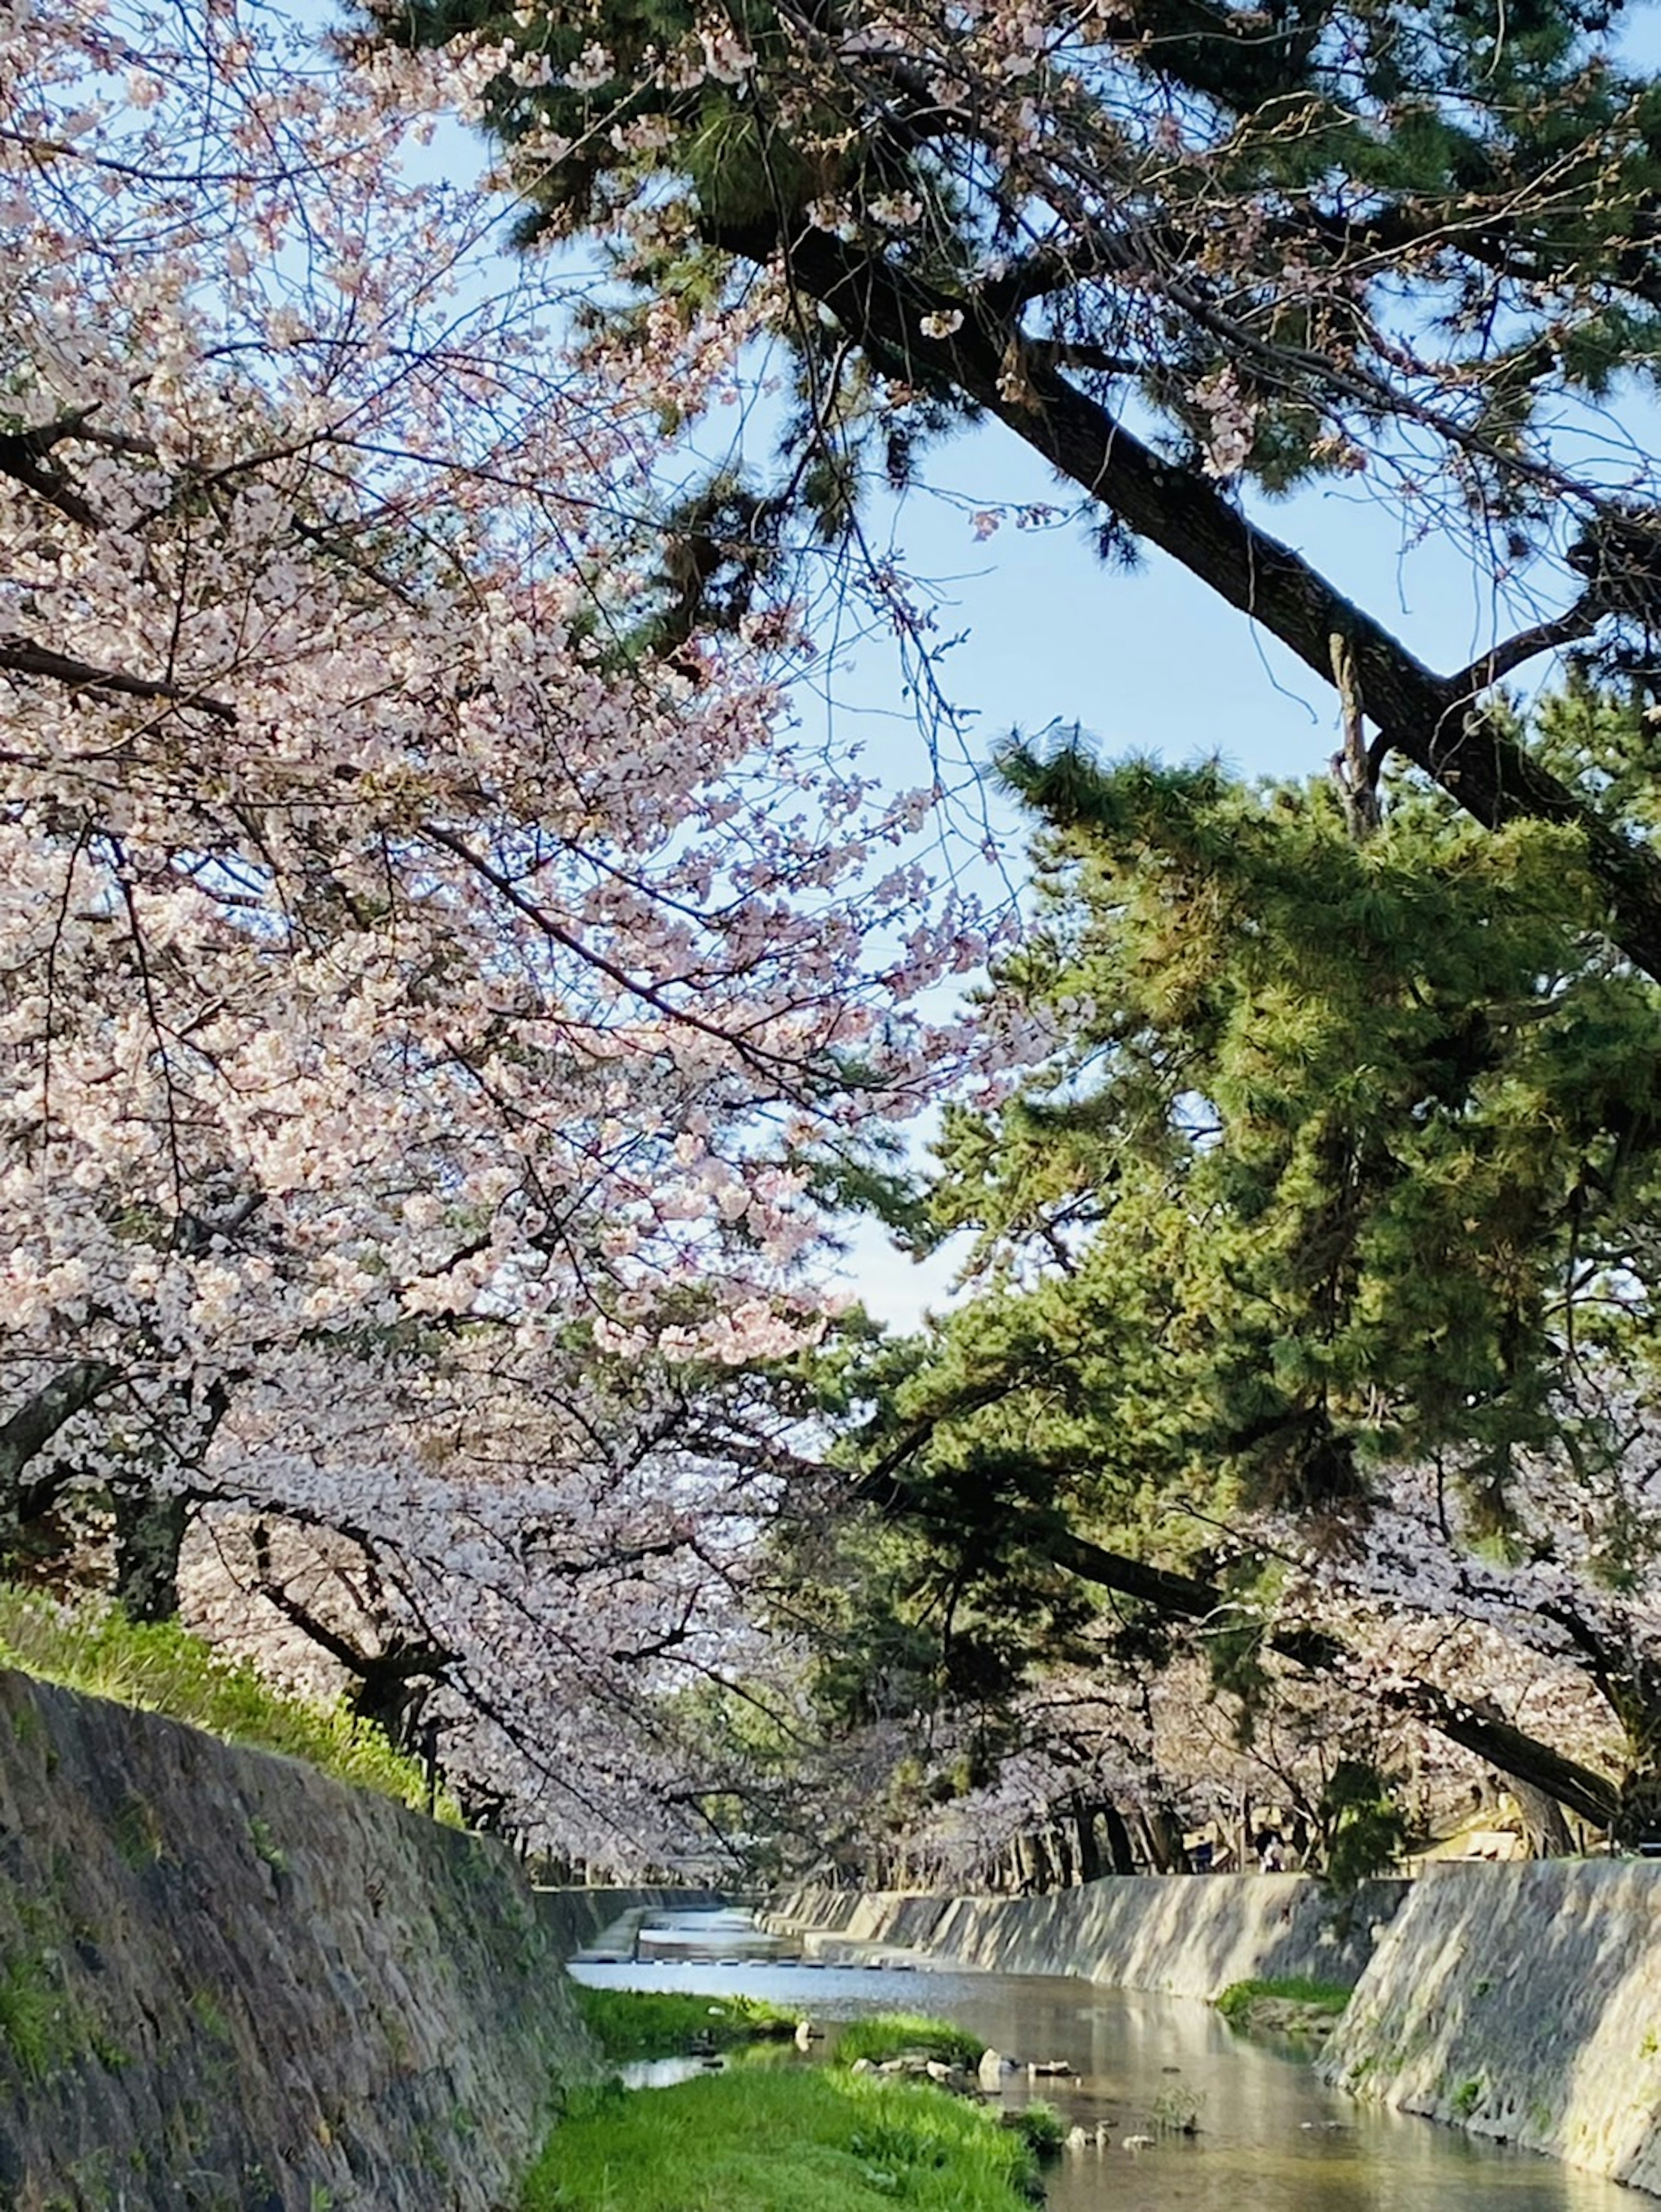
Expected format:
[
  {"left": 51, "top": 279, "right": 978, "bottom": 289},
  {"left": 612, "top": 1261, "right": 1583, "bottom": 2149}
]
[{"left": 569, "top": 1902, "right": 1639, "bottom": 2212}]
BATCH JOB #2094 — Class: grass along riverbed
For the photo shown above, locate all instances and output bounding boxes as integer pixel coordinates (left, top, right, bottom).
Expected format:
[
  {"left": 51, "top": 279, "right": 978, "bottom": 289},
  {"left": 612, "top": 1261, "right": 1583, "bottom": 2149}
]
[
  {"left": 1214, "top": 1975, "right": 1351, "bottom": 2040},
  {"left": 523, "top": 1995, "right": 1045, "bottom": 2211},
  {"left": 570, "top": 1983, "right": 799, "bottom": 2059},
  {"left": 834, "top": 2013, "right": 985, "bottom": 2070}
]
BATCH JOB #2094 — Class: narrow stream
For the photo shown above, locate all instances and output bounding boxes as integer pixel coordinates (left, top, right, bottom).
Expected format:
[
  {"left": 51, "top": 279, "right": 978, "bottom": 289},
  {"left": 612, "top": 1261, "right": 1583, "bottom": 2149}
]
[{"left": 568, "top": 1904, "right": 1640, "bottom": 2212}]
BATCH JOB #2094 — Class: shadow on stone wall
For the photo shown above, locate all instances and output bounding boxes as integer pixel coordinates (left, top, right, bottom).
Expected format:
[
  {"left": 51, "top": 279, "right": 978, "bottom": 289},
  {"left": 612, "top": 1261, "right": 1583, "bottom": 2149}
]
[
  {"left": 773, "top": 1865, "right": 1661, "bottom": 2194},
  {"left": 766, "top": 1874, "right": 1405, "bottom": 2001},
  {"left": 0, "top": 1669, "right": 671, "bottom": 2212},
  {"left": 1324, "top": 1861, "right": 1661, "bottom": 2194}
]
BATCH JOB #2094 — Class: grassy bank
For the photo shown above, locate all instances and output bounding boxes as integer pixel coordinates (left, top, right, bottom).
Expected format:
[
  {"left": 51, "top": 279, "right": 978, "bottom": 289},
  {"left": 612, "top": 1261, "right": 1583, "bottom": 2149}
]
[
  {"left": 522, "top": 2070, "right": 1042, "bottom": 2211},
  {"left": 0, "top": 1587, "right": 455, "bottom": 1819},
  {"left": 571, "top": 1983, "right": 798, "bottom": 2059},
  {"left": 528, "top": 1990, "right": 1041, "bottom": 2210},
  {"left": 834, "top": 2013, "right": 985, "bottom": 2071}
]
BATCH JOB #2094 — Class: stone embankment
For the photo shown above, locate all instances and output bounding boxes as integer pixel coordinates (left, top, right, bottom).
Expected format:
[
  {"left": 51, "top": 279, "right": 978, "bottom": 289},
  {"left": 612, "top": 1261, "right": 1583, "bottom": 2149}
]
[
  {"left": 1323, "top": 1861, "right": 1661, "bottom": 2193},
  {"left": 763, "top": 1874, "right": 1404, "bottom": 1999},
  {"left": 0, "top": 1666, "right": 687, "bottom": 2212}
]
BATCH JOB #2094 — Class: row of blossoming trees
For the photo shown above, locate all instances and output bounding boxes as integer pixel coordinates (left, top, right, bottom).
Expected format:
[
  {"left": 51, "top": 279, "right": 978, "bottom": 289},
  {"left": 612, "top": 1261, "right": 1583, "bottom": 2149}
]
[
  {"left": 355, "top": 0, "right": 1661, "bottom": 1878},
  {"left": 10, "top": 0, "right": 1661, "bottom": 1882},
  {"left": 0, "top": 0, "right": 1007, "bottom": 1865}
]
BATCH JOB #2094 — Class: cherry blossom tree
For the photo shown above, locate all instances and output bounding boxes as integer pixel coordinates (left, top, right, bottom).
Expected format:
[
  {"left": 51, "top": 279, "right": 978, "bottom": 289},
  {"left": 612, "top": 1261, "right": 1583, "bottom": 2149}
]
[
  {"left": 0, "top": 0, "right": 993, "bottom": 1863},
  {"left": 771, "top": 1456, "right": 1636, "bottom": 1885}
]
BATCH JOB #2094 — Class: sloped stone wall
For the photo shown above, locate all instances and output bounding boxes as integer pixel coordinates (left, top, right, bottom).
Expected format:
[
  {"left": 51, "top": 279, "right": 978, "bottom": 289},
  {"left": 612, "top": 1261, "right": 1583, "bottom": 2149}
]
[
  {"left": 765, "top": 1873, "right": 1404, "bottom": 1999},
  {"left": 1323, "top": 1861, "right": 1661, "bottom": 2192},
  {"left": 0, "top": 1669, "right": 657, "bottom": 2212}
]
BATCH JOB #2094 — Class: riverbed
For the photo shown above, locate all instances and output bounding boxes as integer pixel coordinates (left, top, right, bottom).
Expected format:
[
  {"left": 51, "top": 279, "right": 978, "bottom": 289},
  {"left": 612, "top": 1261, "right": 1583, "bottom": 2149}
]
[{"left": 569, "top": 1904, "right": 1639, "bottom": 2211}]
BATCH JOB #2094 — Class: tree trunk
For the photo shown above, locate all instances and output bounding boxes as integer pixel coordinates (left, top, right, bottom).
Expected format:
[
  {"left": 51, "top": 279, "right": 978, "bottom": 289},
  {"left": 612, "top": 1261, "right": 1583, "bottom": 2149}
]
[
  {"left": 1610, "top": 1771, "right": 1661, "bottom": 1853},
  {"left": 1513, "top": 1777, "right": 1576, "bottom": 1858},
  {"left": 1071, "top": 1795, "right": 1106, "bottom": 1883},
  {"left": 111, "top": 1488, "right": 190, "bottom": 1623},
  {"left": 1102, "top": 1803, "right": 1137, "bottom": 1876},
  {"left": 1464, "top": 1696, "right": 1576, "bottom": 1855},
  {"left": 1138, "top": 1804, "right": 1192, "bottom": 1874},
  {"left": 346, "top": 1661, "right": 436, "bottom": 1753}
]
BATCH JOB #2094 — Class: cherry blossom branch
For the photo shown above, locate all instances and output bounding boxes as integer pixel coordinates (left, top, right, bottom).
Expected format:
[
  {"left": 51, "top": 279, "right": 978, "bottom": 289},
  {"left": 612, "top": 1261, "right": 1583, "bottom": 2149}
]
[
  {"left": 0, "top": 635, "right": 237, "bottom": 723},
  {"left": 0, "top": 1361, "right": 122, "bottom": 1494}
]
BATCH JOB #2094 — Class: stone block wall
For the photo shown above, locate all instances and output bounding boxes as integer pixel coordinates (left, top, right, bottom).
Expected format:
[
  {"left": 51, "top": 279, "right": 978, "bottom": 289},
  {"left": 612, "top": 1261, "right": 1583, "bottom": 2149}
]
[
  {"left": 0, "top": 1669, "right": 659, "bottom": 2212},
  {"left": 773, "top": 1867, "right": 1661, "bottom": 2191},
  {"left": 765, "top": 1873, "right": 1405, "bottom": 2000},
  {"left": 1323, "top": 1860, "right": 1661, "bottom": 2192}
]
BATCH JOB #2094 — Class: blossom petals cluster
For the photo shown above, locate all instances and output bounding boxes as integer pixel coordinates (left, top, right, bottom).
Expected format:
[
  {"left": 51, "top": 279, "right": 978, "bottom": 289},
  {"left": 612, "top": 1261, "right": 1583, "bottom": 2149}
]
[{"left": 0, "top": 0, "right": 988, "bottom": 1859}]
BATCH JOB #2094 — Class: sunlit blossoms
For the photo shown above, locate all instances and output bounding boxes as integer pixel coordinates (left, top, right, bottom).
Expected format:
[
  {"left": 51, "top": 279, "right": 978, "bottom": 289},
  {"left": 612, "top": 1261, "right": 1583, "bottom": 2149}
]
[{"left": 0, "top": 0, "right": 993, "bottom": 1862}]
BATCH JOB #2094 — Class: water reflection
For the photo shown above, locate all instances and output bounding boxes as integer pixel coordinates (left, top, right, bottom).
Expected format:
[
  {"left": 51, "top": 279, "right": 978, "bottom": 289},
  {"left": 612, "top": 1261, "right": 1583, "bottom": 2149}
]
[{"left": 568, "top": 1905, "right": 1639, "bottom": 2212}]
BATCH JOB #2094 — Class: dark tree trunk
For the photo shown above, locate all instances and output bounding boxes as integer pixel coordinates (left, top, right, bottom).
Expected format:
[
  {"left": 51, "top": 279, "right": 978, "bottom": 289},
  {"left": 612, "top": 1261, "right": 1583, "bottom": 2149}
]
[
  {"left": 1071, "top": 1795, "right": 1106, "bottom": 1884},
  {"left": 1610, "top": 1769, "right": 1661, "bottom": 1852},
  {"left": 1513, "top": 1777, "right": 1576, "bottom": 1858},
  {"left": 247, "top": 1530, "right": 451, "bottom": 1754},
  {"left": 345, "top": 1661, "right": 436, "bottom": 1753},
  {"left": 1102, "top": 1803, "right": 1137, "bottom": 1876},
  {"left": 1138, "top": 1804, "right": 1192, "bottom": 1874},
  {"left": 1013, "top": 1831, "right": 1045, "bottom": 1892},
  {"left": 111, "top": 1488, "right": 190, "bottom": 1623}
]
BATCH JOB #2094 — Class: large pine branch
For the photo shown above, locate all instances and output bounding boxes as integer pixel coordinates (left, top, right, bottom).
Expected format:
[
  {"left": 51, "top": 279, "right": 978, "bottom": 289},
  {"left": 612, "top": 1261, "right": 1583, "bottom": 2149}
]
[
  {"left": 1045, "top": 1528, "right": 1620, "bottom": 1826},
  {"left": 854, "top": 1453, "right": 1621, "bottom": 1824},
  {"left": 746, "top": 220, "right": 1661, "bottom": 983}
]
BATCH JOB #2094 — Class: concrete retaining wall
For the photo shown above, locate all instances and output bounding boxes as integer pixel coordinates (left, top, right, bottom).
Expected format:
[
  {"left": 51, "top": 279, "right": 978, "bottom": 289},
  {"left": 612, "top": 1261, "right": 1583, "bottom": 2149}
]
[
  {"left": 531, "top": 1885, "right": 714, "bottom": 1954},
  {"left": 0, "top": 1667, "right": 688, "bottom": 2212},
  {"left": 1324, "top": 1861, "right": 1661, "bottom": 2193},
  {"left": 765, "top": 1874, "right": 1406, "bottom": 2001}
]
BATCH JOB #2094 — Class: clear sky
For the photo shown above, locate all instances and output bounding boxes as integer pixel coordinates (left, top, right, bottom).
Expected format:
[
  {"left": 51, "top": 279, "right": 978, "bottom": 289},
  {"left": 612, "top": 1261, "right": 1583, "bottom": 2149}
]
[{"left": 822, "top": 427, "right": 1498, "bottom": 785}]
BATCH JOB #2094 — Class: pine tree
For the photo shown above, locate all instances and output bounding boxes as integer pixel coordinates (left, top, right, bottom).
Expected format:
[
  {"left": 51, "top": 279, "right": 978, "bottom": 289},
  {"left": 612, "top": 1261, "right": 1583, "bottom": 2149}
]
[
  {"left": 375, "top": 0, "right": 1661, "bottom": 969},
  {"left": 837, "top": 693, "right": 1661, "bottom": 1832}
]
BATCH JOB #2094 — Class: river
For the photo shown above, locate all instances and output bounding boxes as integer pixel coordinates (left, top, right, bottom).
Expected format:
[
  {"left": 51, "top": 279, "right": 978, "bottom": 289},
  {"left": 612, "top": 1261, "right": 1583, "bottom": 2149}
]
[{"left": 568, "top": 1902, "right": 1640, "bottom": 2211}]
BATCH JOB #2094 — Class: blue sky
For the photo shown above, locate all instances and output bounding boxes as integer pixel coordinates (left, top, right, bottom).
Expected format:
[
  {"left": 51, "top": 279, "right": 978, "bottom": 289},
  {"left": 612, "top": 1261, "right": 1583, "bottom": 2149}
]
[
  {"left": 805, "top": 414, "right": 1589, "bottom": 1325},
  {"left": 828, "top": 430, "right": 1494, "bottom": 787}
]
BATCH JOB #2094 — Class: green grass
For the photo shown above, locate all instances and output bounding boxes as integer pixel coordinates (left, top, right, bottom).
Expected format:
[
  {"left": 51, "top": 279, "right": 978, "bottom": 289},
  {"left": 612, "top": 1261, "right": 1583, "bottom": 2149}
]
[
  {"left": 569, "top": 1983, "right": 798, "bottom": 2060},
  {"left": 0, "top": 1952, "right": 73, "bottom": 2083},
  {"left": 1004, "top": 2100, "right": 1066, "bottom": 2157},
  {"left": 1215, "top": 1976, "right": 1351, "bottom": 2027},
  {"left": 521, "top": 2070, "right": 1041, "bottom": 2211},
  {"left": 0, "top": 1588, "right": 458, "bottom": 1821},
  {"left": 833, "top": 2013, "right": 986, "bottom": 2071}
]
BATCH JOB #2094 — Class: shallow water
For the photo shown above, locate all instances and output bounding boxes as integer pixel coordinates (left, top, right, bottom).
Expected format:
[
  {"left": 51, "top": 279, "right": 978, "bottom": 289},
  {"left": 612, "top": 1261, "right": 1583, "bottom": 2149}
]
[{"left": 570, "top": 1904, "right": 1640, "bottom": 2211}]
